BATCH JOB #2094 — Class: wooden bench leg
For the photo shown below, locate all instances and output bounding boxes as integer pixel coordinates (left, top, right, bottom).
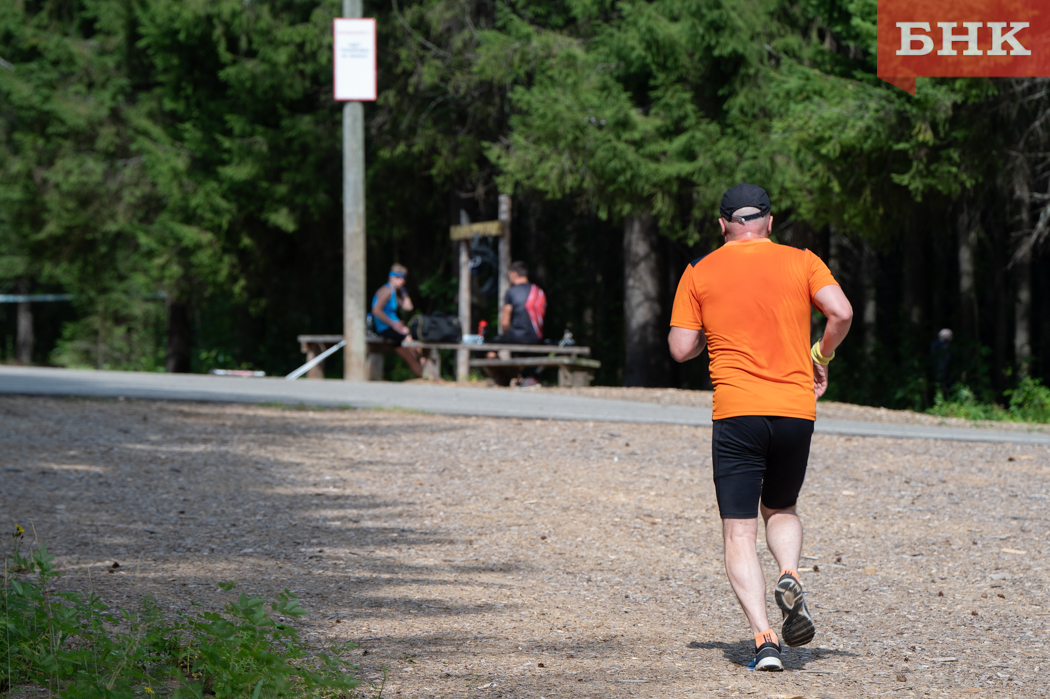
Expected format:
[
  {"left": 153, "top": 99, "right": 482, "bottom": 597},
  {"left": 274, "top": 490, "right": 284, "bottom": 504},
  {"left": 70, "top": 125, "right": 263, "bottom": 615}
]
[
  {"left": 307, "top": 342, "right": 326, "bottom": 380},
  {"left": 422, "top": 348, "right": 441, "bottom": 380},
  {"left": 559, "top": 366, "right": 594, "bottom": 387},
  {"left": 367, "top": 352, "right": 384, "bottom": 381}
]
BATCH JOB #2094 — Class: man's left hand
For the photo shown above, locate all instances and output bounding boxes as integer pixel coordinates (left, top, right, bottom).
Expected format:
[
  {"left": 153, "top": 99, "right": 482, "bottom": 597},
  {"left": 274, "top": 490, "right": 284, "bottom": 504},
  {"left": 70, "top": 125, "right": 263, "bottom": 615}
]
[{"left": 813, "top": 361, "right": 828, "bottom": 399}]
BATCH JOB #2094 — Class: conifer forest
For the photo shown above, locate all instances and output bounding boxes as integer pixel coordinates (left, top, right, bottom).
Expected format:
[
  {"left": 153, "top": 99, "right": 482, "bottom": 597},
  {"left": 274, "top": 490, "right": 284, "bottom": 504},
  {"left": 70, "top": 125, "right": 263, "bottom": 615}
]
[{"left": 3, "top": 0, "right": 1050, "bottom": 414}]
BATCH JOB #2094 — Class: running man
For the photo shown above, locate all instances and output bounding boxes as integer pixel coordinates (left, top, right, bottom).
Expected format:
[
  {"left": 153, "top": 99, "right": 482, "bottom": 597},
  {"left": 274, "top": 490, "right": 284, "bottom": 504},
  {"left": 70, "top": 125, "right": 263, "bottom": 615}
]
[
  {"left": 668, "top": 184, "right": 853, "bottom": 671},
  {"left": 371, "top": 264, "right": 424, "bottom": 377}
]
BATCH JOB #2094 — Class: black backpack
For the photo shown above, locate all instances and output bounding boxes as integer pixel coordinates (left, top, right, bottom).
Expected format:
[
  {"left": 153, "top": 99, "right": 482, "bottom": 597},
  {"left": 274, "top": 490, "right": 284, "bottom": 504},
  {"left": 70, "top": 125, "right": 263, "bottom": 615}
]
[{"left": 408, "top": 311, "right": 462, "bottom": 342}]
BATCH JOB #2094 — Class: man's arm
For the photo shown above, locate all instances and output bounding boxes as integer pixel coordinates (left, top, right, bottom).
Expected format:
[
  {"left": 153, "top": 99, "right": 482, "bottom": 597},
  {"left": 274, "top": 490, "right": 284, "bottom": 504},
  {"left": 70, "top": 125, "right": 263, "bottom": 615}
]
[
  {"left": 811, "top": 284, "right": 853, "bottom": 398},
  {"left": 499, "top": 304, "right": 512, "bottom": 333},
  {"left": 372, "top": 287, "right": 408, "bottom": 334},
  {"left": 668, "top": 326, "right": 707, "bottom": 363},
  {"left": 813, "top": 284, "right": 853, "bottom": 356}
]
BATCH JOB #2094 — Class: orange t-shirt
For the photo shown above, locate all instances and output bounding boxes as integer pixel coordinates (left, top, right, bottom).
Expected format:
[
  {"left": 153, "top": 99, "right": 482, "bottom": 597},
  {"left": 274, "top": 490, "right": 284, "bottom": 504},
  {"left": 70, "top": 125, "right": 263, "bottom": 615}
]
[{"left": 670, "top": 239, "right": 838, "bottom": 421}]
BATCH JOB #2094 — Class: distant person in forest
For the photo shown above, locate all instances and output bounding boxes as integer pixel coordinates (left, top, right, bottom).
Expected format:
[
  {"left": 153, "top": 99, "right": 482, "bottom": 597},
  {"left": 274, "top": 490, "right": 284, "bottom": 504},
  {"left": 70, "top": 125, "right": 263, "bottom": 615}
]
[
  {"left": 486, "top": 261, "right": 547, "bottom": 386},
  {"left": 930, "top": 328, "right": 954, "bottom": 394},
  {"left": 371, "top": 264, "right": 423, "bottom": 377},
  {"left": 668, "top": 184, "right": 853, "bottom": 671}
]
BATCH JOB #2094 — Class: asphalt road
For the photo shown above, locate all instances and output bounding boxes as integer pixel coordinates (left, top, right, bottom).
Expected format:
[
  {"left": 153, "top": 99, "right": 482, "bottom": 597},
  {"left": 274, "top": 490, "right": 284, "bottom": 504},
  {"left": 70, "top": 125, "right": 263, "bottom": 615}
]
[{"left": 1, "top": 365, "right": 1048, "bottom": 445}]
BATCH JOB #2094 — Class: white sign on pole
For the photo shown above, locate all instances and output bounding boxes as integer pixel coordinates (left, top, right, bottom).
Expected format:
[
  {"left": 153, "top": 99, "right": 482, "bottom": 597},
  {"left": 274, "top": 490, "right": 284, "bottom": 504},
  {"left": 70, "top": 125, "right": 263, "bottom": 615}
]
[{"left": 333, "top": 18, "right": 376, "bottom": 101}]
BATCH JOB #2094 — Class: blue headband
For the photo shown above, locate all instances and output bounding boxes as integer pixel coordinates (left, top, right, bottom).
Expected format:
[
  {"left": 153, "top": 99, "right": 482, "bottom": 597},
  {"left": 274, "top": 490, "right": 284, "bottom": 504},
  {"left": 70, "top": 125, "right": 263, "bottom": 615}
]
[{"left": 389, "top": 271, "right": 405, "bottom": 278}]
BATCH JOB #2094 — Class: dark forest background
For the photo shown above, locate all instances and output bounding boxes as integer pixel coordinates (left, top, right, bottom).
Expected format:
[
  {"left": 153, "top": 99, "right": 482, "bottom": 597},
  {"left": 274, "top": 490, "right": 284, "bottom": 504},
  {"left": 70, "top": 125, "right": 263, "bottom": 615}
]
[{"left": 3, "top": 0, "right": 1050, "bottom": 415}]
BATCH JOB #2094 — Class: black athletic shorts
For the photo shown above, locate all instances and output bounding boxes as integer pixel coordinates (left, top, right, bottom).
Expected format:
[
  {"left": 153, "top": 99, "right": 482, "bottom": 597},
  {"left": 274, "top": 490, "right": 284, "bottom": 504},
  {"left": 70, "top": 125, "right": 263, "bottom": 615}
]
[
  {"left": 378, "top": 327, "right": 407, "bottom": 346},
  {"left": 711, "top": 416, "right": 814, "bottom": 519}
]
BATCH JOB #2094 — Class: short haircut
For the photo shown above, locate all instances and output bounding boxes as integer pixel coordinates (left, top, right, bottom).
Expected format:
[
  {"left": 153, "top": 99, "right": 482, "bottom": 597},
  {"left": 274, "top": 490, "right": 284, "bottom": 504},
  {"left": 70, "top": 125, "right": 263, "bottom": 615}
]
[
  {"left": 509, "top": 261, "right": 528, "bottom": 277},
  {"left": 390, "top": 263, "right": 408, "bottom": 276}
]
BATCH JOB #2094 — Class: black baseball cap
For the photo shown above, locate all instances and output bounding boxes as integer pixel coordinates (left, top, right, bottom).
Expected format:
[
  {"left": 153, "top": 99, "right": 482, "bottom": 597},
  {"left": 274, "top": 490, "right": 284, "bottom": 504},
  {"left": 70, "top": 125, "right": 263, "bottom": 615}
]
[{"left": 720, "top": 184, "right": 771, "bottom": 221}]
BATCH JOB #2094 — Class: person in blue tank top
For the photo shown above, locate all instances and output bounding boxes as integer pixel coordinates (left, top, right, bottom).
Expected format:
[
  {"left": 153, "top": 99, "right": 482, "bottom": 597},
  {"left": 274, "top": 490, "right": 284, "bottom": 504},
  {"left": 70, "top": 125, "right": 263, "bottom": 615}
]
[{"left": 371, "top": 264, "right": 423, "bottom": 377}]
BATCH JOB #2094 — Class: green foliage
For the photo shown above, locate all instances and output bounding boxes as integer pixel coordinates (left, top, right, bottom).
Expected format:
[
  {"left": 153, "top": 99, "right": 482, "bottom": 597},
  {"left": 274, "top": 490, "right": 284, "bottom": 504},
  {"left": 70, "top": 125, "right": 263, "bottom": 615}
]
[
  {"left": 0, "top": 0, "right": 1046, "bottom": 400},
  {"left": 927, "top": 385, "right": 1011, "bottom": 422},
  {"left": 2, "top": 529, "right": 359, "bottom": 698},
  {"left": 49, "top": 296, "right": 168, "bottom": 371},
  {"left": 195, "top": 349, "right": 261, "bottom": 375},
  {"left": 926, "top": 378, "right": 1050, "bottom": 424},
  {"left": 484, "top": 0, "right": 756, "bottom": 236},
  {"left": 1006, "top": 377, "right": 1050, "bottom": 424}
]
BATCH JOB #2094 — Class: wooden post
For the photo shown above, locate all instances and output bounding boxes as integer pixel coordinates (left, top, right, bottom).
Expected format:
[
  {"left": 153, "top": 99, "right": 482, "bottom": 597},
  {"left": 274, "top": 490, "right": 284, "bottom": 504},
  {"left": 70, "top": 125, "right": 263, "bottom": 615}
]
[
  {"left": 307, "top": 343, "right": 326, "bottom": 380},
  {"left": 367, "top": 351, "right": 384, "bottom": 380},
  {"left": 457, "top": 210, "right": 471, "bottom": 382},
  {"left": 422, "top": 347, "right": 442, "bottom": 380},
  {"left": 498, "top": 194, "right": 512, "bottom": 307},
  {"left": 342, "top": 0, "right": 367, "bottom": 382},
  {"left": 16, "top": 280, "right": 33, "bottom": 365}
]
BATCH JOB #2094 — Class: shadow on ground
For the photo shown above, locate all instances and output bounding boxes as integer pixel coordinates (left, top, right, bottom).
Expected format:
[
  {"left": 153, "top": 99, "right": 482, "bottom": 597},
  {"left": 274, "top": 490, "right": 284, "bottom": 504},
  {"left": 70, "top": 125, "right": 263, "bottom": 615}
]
[{"left": 687, "top": 639, "right": 857, "bottom": 670}]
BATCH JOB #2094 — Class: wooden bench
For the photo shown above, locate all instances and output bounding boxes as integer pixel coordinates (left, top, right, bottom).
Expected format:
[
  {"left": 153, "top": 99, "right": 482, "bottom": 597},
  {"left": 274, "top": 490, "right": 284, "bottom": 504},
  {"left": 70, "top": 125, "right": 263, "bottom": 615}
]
[
  {"left": 298, "top": 334, "right": 449, "bottom": 380},
  {"left": 400, "top": 341, "right": 597, "bottom": 386},
  {"left": 297, "top": 334, "right": 408, "bottom": 381},
  {"left": 469, "top": 356, "right": 600, "bottom": 387},
  {"left": 297, "top": 335, "right": 599, "bottom": 385}
]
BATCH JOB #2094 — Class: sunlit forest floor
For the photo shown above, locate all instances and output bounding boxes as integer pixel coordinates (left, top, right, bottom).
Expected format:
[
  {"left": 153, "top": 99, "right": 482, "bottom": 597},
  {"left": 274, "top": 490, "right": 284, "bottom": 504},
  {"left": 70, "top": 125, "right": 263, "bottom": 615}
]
[{"left": 3, "top": 397, "right": 1047, "bottom": 698}]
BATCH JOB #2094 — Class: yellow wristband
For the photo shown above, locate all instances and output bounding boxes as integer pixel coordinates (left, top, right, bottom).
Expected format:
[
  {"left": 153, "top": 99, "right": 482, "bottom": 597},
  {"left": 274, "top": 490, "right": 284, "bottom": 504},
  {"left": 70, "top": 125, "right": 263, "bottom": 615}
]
[{"left": 811, "top": 341, "right": 834, "bottom": 366}]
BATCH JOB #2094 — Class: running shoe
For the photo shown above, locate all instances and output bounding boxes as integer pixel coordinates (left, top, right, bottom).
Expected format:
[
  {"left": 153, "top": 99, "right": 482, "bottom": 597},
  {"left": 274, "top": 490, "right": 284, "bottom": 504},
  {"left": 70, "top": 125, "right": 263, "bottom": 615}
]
[
  {"left": 749, "top": 639, "right": 783, "bottom": 671},
  {"left": 775, "top": 570, "right": 815, "bottom": 647}
]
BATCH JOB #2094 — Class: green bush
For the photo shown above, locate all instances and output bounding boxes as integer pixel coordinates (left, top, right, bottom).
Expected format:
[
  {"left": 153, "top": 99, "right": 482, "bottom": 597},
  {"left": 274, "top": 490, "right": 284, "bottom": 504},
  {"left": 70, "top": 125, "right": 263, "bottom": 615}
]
[
  {"left": 1006, "top": 376, "right": 1050, "bottom": 423},
  {"left": 927, "top": 377, "right": 1050, "bottom": 424},
  {"left": 927, "top": 384, "right": 1010, "bottom": 421},
  {"left": 2, "top": 529, "right": 360, "bottom": 698}
]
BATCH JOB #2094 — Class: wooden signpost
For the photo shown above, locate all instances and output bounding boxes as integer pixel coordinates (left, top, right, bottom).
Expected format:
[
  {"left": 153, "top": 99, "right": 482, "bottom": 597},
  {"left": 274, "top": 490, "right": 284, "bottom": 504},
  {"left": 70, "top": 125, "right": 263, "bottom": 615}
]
[{"left": 450, "top": 194, "right": 512, "bottom": 381}]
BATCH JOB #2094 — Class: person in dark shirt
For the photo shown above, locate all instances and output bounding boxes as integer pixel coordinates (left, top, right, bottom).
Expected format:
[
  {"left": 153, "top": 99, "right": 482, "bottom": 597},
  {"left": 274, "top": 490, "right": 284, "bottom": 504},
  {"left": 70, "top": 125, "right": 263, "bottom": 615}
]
[
  {"left": 492, "top": 261, "right": 546, "bottom": 345},
  {"left": 930, "top": 328, "right": 954, "bottom": 394},
  {"left": 486, "top": 261, "right": 547, "bottom": 385}
]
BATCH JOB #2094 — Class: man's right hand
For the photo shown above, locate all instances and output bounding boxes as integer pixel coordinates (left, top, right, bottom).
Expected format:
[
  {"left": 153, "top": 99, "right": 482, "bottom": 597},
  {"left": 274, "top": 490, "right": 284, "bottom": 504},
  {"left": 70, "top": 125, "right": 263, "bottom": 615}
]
[{"left": 813, "top": 361, "right": 828, "bottom": 399}]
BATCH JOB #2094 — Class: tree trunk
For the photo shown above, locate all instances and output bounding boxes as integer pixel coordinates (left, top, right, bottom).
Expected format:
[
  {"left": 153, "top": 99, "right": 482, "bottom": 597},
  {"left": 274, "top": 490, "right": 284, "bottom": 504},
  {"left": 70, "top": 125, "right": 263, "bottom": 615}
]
[
  {"left": 15, "top": 280, "right": 33, "bottom": 365},
  {"left": 827, "top": 226, "right": 844, "bottom": 280},
  {"left": 165, "top": 299, "right": 192, "bottom": 373},
  {"left": 96, "top": 302, "right": 105, "bottom": 370},
  {"left": 991, "top": 220, "right": 1009, "bottom": 393},
  {"left": 1012, "top": 163, "right": 1034, "bottom": 378},
  {"left": 1014, "top": 244, "right": 1032, "bottom": 377},
  {"left": 859, "top": 241, "right": 878, "bottom": 358},
  {"left": 956, "top": 203, "right": 978, "bottom": 340},
  {"left": 623, "top": 212, "right": 665, "bottom": 387},
  {"left": 902, "top": 212, "right": 925, "bottom": 329}
]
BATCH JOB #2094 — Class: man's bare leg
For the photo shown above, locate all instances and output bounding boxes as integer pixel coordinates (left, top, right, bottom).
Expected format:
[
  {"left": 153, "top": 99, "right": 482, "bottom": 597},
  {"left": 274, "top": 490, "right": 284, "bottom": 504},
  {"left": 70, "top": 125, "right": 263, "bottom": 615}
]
[
  {"left": 722, "top": 517, "right": 770, "bottom": 635},
  {"left": 762, "top": 503, "right": 815, "bottom": 647},
  {"left": 761, "top": 504, "right": 802, "bottom": 573}
]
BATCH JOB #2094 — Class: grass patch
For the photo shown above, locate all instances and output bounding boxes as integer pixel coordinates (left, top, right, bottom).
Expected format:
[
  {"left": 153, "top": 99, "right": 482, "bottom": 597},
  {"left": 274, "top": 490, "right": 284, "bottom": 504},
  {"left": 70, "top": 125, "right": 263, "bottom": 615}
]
[
  {"left": 366, "top": 406, "right": 429, "bottom": 416},
  {"left": 256, "top": 402, "right": 345, "bottom": 412},
  {"left": 2, "top": 528, "right": 363, "bottom": 698},
  {"left": 927, "top": 377, "right": 1050, "bottom": 424}
]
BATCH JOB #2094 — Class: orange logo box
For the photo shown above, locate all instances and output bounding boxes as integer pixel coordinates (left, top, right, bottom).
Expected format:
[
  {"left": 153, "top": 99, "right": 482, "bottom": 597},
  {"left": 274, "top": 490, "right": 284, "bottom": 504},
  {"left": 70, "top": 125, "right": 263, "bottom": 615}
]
[{"left": 877, "top": 0, "right": 1050, "bottom": 93}]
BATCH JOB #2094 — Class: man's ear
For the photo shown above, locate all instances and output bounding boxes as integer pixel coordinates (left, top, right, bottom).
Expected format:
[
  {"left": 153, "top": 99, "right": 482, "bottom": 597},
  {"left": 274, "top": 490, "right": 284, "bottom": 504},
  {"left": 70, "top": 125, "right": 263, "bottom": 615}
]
[
  {"left": 718, "top": 218, "right": 727, "bottom": 236},
  {"left": 767, "top": 215, "right": 774, "bottom": 235}
]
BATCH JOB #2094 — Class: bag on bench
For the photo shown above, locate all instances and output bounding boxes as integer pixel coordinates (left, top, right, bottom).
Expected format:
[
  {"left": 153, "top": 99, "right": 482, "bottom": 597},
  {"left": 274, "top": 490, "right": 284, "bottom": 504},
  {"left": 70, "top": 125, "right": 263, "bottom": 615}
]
[{"left": 408, "top": 311, "right": 462, "bottom": 342}]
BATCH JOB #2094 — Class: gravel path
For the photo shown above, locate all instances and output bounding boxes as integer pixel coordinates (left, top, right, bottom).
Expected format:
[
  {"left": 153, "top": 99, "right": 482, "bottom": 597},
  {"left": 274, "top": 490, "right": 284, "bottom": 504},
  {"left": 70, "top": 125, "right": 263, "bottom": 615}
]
[{"left": 3, "top": 396, "right": 1047, "bottom": 698}]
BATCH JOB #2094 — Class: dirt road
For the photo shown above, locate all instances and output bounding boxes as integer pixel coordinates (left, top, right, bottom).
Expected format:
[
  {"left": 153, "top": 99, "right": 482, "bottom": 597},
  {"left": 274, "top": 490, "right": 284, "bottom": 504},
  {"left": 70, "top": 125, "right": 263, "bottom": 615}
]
[{"left": 2, "top": 396, "right": 1047, "bottom": 697}]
